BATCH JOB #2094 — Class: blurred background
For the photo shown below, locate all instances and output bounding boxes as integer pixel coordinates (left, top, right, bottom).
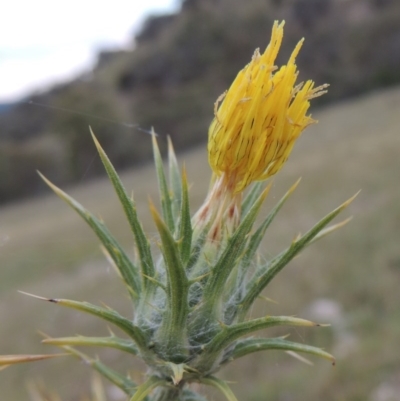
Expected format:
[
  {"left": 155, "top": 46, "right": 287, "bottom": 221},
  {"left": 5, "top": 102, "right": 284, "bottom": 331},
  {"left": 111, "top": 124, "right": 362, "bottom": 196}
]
[{"left": 1, "top": 0, "right": 399, "bottom": 400}]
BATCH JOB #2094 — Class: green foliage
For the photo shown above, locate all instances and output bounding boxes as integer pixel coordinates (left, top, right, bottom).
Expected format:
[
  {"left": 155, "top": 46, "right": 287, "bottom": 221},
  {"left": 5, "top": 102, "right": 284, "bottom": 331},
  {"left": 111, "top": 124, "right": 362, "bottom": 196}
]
[{"left": 12, "top": 134, "right": 353, "bottom": 401}]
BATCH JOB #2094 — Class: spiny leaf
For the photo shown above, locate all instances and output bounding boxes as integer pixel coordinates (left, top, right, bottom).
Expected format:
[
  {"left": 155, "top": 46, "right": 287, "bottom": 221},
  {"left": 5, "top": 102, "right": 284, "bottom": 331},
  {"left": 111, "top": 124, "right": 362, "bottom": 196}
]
[
  {"left": 239, "top": 192, "right": 359, "bottom": 319},
  {"left": 20, "top": 292, "right": 147, "bottom": 350},
  {"left": 42, "top": 335, "right": 138, "bottom": 355},
  {"left": 54, "top": 299, "right": 148, "bottom": 350},
  {"left": 227, "top": 180, "right": 299, "bottom": 323},
  {"left": 0, "top": 354, "right": 66, "bottom": 367},
  {"left": 197, "top": 316, "right": 321, "bottom": 370},
  {"left": 240, "top": 179, "right": 299, "bottom": 271},
  {"left": 179, "top": 168, "right": 193, "bottom": 265},
  {"left": 91, "top": 130, "right": 155, "bottom": 287},
  {"left": 150, "top": 202, "right": 189, "bottom": 357},
  {"left": 38, "top": 173, "right": 141, "bottom": 300},
  {"left": 152, "top": 131, "right": 175, "bottom": 233},
  {"left": 224, "top": 337, "right": 335, "bottom": 365},
  {"left": 168, "top": 136, "right": 182, "bottom": 220},
  {"left": 188, "top": 186, "right": 271, "bottom": 342},
  {"left": 200, "top": 377, "right": 238, "bottom": 401}
]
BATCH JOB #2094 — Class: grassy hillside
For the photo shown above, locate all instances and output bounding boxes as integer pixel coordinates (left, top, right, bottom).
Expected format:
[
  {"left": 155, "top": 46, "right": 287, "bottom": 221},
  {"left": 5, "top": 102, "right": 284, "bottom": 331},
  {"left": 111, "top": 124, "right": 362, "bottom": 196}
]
[
  {"left": 1, "top": 85, "right": 400, "bottom": 400},
  {"left": 2, "top": 0, "right": 400, "bottom": 205}
]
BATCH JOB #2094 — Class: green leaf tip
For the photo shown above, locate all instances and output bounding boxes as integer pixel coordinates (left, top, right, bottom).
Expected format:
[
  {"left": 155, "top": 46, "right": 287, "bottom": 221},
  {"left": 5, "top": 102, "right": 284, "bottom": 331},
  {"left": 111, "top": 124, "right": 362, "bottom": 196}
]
[
  {"left": 0, "top": 353, "right": 68, "bottom": 367},
  {"left": 19, "top": 292, "right": 148, "bottom": 351},
  {"left": 178, "top": 166, "right": 193, "bottom": 264},
  {"left": 90, "top": 129, "right": 156, "bottom": 291},
  {"left": 167, "top": 135, "right": 183, "bottom": 219},
  {"left": 225, "top": 337, "right": 336, "bottom": 366},
  {"left": 42, "top": 335, "right": 139, "bottom": 355},
  {"left": 38, "top": 172, "right": 142, "bottom": 300},
  {"left": 152, "top": 130, "right": 175, "bottom": 233}
]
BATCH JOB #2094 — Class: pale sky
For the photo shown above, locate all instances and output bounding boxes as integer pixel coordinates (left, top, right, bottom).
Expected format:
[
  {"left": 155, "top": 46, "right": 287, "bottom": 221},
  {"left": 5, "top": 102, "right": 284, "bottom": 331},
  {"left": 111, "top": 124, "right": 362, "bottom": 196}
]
[{"left": 0, "top": 0, "right": 179, "bottom": 102}]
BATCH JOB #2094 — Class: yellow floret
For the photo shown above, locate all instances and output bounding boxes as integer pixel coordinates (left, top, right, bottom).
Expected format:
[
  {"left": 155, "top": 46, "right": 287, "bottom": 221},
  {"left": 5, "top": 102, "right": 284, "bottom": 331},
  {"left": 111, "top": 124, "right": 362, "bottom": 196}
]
[{"left": 208, "top": 21, "right": 328, "bottom": 193}]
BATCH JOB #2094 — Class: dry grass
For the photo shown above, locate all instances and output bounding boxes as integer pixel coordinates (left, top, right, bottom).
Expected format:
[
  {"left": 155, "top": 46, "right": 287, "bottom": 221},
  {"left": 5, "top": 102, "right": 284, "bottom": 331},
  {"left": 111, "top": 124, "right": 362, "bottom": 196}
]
[{"left": 1, "top": 86, "right": 400, "bottom": 400}]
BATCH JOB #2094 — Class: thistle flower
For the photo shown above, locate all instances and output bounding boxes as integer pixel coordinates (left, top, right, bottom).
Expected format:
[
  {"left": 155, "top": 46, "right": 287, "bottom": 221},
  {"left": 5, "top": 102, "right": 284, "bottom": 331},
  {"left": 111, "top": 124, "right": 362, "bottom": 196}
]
[
  {"left": 3, "top": 21, "right": 356, "bottom": 401},
  {"left": 195, "top": 21, "right": 328, "bottom": 244},
  {"left": 208, "top": 21, "right": 328, "bottom": 194}
]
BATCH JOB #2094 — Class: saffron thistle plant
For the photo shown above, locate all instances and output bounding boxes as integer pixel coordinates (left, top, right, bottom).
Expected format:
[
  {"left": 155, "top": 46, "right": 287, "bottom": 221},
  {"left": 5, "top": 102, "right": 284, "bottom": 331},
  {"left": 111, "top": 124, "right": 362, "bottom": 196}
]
[{"left": 1, "top": 21, "right": 356, "bottom": 401}]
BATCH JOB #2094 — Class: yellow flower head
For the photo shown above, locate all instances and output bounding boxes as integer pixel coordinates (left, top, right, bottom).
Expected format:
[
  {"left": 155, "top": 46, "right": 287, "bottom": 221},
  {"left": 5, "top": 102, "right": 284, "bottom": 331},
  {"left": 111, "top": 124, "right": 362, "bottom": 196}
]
[{"left": 208, "top": 21, "right": 328, "bottom": 193}]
